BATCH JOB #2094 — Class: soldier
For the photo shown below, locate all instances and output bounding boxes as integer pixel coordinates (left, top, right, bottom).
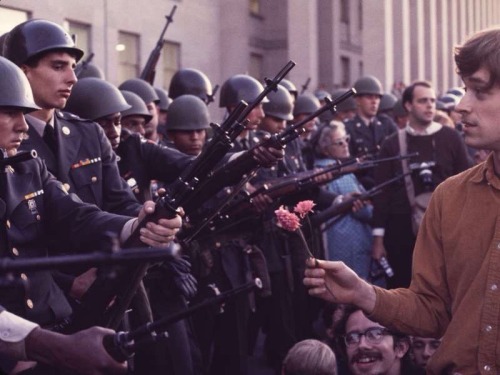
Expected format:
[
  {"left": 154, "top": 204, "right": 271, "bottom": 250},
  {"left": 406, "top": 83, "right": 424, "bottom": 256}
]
[
  {"left": 64, "top": 78, "right": 193, "bottom": 203},
  {"left": 219, "top": 74, "right": 268, "bottom": 151},
  {"left": 154, "top": 86, "right": 171, "bottom": 142},
  {"left": 331, "top": 88, "right": 357, "bottom": 123},
  {"left": 345, "top": 75, "right": 398, "bottom": 188},
  {"left": 293, "top": 93, "right": 321, "bottom": 170},
  {"left": 0, "top": 54, "right": 180, "bottom": 375},
  {"left": 75, "top": 61, "right": 105, "bottom": 80},
  {"left": 165, "top": 94, "right": 211, "bottom": 156},
  {"left": 280, "top": 78, "right": 299, "bottom": 103},
  {"left": 3, "top": 19, "right": 142, "bottom": 218},
  {"left": 119, "top": 78, "right": 163, "bottom": 145},
  {"left": 251, "top": 85, "right": 339, "bottom": 372},
  {"left": 168, "top": 67, "right": 213, "bottom": 103},
  {"left": 378, "top": 92, "right": 398, "bottom": 118},
  {"left": 120, "top": 90, "right": 153, "bottom": 138},
  {"left": 186, "top": 73, "right": 272, "bottom": 375}
]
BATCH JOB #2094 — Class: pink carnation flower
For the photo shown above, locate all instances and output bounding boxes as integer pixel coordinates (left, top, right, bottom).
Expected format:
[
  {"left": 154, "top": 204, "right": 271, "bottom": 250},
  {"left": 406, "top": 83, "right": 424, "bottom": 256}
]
[
  {"left": 275, "top": 206, "right": 301, "bottom": 232},
  {"left": 294, "top": 200, "right": 316, "bottom": 218}
]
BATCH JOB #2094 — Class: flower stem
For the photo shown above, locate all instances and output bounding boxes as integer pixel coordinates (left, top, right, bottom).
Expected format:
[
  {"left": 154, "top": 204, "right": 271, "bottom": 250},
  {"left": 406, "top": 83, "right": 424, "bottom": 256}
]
[{"left": 296, "top": 228, "right": 336, "bottom": 300}]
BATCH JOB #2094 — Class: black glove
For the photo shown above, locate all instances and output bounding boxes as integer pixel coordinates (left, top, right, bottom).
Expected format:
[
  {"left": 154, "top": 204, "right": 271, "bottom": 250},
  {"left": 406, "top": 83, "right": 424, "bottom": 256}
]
[{"left": 160, "top": 256, "right": 198, "bottom": 299}]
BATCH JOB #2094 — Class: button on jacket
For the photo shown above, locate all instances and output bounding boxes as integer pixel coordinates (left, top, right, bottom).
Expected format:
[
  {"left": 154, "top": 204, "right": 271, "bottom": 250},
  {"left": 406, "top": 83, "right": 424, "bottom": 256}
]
[
  {"left": 371, "top": 153, "right": 500, "bottom": 374},
  {"left": 0, "top": 157, "right": 129, "bottom": 327},
  {"left": 20, "top": 111, "right": 141, "bottom": 216}
]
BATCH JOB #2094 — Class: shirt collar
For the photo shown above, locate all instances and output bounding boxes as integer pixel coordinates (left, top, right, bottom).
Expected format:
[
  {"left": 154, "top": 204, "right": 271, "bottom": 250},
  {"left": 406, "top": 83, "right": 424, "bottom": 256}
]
[
  {"left": 470, "top": 152, "right": 500, "bottom": 190},
  {"left": 405, "top": 121, "right": 442, "bottom": 136}
]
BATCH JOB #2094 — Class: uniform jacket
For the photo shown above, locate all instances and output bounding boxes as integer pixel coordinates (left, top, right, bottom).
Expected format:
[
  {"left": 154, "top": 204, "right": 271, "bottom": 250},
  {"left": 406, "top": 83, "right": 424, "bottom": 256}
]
[
  {"left": 345, "top": 113, "right": 398, "bottom": 157},
  {"left": 20, "top": 111, "right": 141, "bottom": 216},
  {"left": 117, "top": 130, "right": 194, "bottom": 203},
  {"left": 0, "top": 157, "right": 129, "bottom": 327}
]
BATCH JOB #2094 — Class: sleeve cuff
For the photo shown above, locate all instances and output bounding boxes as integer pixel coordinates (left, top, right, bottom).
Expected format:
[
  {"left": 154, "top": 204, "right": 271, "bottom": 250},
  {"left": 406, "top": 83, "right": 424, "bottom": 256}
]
[
  {"left": 120, "top": 218, "right": 138, "bottom": 243},
  {"left": 0, "top": 311, "right": 39, "bottom": 360},
  {"left": 372, "top": 228, "right": 385, "bottom": 236}
]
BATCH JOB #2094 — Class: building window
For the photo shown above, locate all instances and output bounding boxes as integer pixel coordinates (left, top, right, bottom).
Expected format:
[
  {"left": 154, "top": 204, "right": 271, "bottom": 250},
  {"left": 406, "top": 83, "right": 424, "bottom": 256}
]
[
  {"left": 249, "top": 0, "right": 261, "bottom": 16},
  {"left": 162, "top": 41, "right": 180, "bottom": 89},
  {"left": 249, "top": 53, "right": 263, "bottom": 81},
  {"left": 341, "top": 56, "right": 350, "bottom": 87},
  {"left": 0, "top": 6, "right": 29, "bottom": 35},
  {"left": 117, "top": 31, "right": 140, "bottom": 83},
  {"left": 63, "top": 20, "right": 91, "bottom": 58},
  {"left": 340, "top": 0, "right": 350, "bottom": 24}
]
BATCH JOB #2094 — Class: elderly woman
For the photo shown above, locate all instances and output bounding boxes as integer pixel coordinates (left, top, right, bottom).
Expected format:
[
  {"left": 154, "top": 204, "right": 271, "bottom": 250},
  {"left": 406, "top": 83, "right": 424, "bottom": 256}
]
[{"left": 313, "top": 121, "right": 383, "bottom": 285}]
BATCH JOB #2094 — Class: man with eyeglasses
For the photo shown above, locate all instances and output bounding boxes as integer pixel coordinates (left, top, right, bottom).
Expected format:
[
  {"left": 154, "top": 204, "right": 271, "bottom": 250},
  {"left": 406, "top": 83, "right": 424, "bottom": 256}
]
[
  {"left": 336, "top": 306, "right": 422, "bottom": 375},
  {"left": 304, "top": 28, "right": 500, "bottom": 373}
]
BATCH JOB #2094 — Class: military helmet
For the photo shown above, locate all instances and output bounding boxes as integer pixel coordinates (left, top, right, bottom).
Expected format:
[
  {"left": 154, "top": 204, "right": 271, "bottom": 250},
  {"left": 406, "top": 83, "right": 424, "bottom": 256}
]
[
  {"left": 3, "top": 19, "right": 84, "bottom": 66},
  {"left": 120, "top": 90, "right": 153, "bottom": 123},
  {"left": 280, "top": 78, "right": 298, "bottom": 98},
  {"left": 76, "top": 62, "right": 105, "bottom": 80},
  {"left": 0, "top": 56, "right": 39, "bottom": 113},
  {"left": 167, "top": 94, "right": 210, "bottom": 131},
  {"left": 65, "top": 78, "right": 130, "bottom": 120},
  {"left": 378, "top": 93, "right": 398, "bottom": 112},
  {"left": 168, "top": 68, "right": 213, "bottom": 103},
  {"left": 219, "top": 74, "right": 268, "bottom": 108},
  {"left": 353, "top": 75, "right": 383, "bottom": 97},
  {"left": 393, "top": 98, "right": 407, "bottom": 117},
  {"left": 314, "top": 89, "right": 331, "bottom": 101},
  {"left": 154, "top": 87, "right": 172, "bottom": 111},
  {"left": 293, "top": 93, "right": 320, "bottom": 116},
  {"left": 263, "top": 84, "right": 293, "bottom": 121},
  {"left": 331, "top": 88, "right": 357, "bottom": 112},
  {"left": 118, "top": 78, "right": 159, "bottom": 104}
]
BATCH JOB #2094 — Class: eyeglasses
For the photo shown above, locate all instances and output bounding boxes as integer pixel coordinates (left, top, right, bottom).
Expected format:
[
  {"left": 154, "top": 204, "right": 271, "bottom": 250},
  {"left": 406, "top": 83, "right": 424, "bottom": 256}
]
[
  {"left": 343, "top": 327, "right": 392, "bottom": 347},
  {"left": 330, "top": 136, "right": 350, "bottom": 147}
]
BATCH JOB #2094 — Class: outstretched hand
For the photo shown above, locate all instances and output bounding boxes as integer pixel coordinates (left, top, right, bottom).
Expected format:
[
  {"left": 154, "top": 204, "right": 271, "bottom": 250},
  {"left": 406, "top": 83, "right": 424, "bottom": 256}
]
[{"left": 303, "top": 258, "right": 377, "bottom": 313}]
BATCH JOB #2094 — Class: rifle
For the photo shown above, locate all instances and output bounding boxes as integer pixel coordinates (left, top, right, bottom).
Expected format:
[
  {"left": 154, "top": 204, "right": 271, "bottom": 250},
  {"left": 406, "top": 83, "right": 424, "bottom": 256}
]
[
  {"left": 74, "top": 52, "right": 95, "bottom": 78},
  {"left": 180, "top": 87, "right": 356, "bottom": 218},
  {"left": 311, "top": 173, "right": 410, "bottom": 227},
  {"left": 72, "top": 61, "right": 296, "bottom": 331},
  {"left": 0, "top": 150, "right": 37, "bottom": 169},
  {"left": 300, "top": 77, "right": 311, "bottom": 94},
  {"left": 206, "top": 84, "right": 219, "bottom": 106},
  {"left": 139, "top": 5, "right": 177, "bottom": 85},
  {"left": 102, "top": 278, "right": 260, "bottom": 362},
  {"left": 183, "top": 153, "right": 417, "bottom": 242}
]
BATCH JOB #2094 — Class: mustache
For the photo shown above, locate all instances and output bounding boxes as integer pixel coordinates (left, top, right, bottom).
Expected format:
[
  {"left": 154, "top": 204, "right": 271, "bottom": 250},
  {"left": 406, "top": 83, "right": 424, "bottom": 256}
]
[{"left": 351, "top": 349, "right": 383, "bottom": 363}]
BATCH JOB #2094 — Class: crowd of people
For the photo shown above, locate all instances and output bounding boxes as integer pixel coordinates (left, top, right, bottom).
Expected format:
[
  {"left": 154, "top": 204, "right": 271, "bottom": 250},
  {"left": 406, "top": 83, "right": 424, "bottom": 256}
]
[{"left": 0, "top": 16, "right": 495, "bottom": 375}]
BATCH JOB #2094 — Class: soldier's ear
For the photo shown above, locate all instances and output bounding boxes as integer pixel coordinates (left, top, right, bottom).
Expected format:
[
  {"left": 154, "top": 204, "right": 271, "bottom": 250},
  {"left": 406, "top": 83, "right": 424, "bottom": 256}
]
[{"left": 403, "top": 101, "right": 411, "bottom": 113}]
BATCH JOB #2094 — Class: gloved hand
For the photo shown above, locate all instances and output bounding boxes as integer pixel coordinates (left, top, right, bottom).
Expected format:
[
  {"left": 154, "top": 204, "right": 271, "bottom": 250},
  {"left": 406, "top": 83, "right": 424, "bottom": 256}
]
[{"left": 161, "top": 255, "right": 198, "bottom": 299}]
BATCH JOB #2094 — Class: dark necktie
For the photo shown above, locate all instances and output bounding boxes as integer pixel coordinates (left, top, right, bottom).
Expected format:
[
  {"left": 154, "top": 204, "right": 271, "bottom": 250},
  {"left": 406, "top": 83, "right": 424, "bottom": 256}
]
[{"left": 43, "top": 124, "right": 58, "bottom": 155}]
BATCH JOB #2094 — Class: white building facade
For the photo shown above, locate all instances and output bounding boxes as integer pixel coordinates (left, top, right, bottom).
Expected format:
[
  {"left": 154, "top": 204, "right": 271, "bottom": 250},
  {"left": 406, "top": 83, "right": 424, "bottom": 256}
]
[{"left": 1, "top": 0, "right": 499, "bottom": 99}]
